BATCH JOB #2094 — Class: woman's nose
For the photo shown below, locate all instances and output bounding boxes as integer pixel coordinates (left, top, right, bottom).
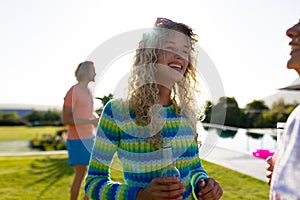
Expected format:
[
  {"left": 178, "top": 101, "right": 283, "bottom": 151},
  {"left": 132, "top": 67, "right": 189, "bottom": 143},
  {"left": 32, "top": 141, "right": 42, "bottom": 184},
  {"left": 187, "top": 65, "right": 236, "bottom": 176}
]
[
  {"left": 174, "top": 53, "right": 183, "bottom": 59},
  {"left": 286, "top": 27, "right": 295, "bottom": 38},
  {"left": 174, "top": 51, "right": 188, "bottom": 62},
  {"left": 286, "top": 23, "right": 300, "bottom": 38}
]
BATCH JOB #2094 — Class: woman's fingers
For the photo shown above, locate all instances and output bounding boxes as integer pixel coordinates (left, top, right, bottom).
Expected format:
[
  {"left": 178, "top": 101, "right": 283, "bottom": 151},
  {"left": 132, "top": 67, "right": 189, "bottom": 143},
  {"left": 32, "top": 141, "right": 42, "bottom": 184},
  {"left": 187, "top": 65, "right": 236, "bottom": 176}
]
[
  {"left": 139, "top": 177, "right": 185, "bottom": 200},
  {"left": 198, "top": 178, "right": 223, "bottom": 200}
]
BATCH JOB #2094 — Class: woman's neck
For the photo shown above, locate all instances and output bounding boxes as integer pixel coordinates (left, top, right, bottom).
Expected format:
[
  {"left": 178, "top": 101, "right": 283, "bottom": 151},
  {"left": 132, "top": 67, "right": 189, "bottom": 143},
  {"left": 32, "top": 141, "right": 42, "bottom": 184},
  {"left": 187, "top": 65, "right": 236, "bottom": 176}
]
[{"left": 158, "top": 85, "right": 171, "bottom": 106}]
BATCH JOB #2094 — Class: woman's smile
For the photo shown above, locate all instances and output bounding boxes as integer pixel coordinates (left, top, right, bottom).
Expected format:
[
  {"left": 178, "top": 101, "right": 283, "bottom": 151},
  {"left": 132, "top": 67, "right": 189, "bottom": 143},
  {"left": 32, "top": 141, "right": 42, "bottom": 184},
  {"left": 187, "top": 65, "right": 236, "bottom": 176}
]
[{"left": 168, "top": 61, "right": 183, "bottom": 73}]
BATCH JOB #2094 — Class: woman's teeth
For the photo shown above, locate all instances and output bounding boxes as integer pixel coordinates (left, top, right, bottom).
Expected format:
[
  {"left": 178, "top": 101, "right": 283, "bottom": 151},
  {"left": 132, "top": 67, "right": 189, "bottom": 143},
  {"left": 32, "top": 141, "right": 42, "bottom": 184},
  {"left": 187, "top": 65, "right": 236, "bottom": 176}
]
[
  {"left": 292, "top": 45, "right": 300, "bottom": 50},
  {"left": 169, "top": 64, "right": 181, "bottom": 69}
]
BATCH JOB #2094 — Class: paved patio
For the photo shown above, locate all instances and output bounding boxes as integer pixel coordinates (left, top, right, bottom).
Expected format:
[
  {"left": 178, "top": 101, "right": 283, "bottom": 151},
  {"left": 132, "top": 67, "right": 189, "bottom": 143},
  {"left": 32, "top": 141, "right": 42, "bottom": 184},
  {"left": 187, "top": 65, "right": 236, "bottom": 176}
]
[{"left": 202, "top": 146, "right": 268, "bottom": 182}]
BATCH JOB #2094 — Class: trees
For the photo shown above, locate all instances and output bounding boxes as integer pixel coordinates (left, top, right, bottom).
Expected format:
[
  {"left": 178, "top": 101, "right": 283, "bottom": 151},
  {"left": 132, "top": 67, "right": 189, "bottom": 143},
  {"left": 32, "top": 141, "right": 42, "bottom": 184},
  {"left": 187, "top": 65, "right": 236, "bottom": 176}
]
[
  {"left": 203, "top": 96, "right": 246, "bottom": 128},
  {"left": 43, "top": 110, "right": 61, "bottom": 125},
  {"left": 2, "top": 112, "right": 20, "bottom": 121},
  {"left": 203, "top": 97, "right": 297, "bottom": 128},
  {"left": 22, "top": 110, "right": 61, "bottom": 126},
  {"left": 0, "top": 112, "right": 27, "bottom": 126},
  {"left": 260, "top": 98, "right": 298, "bottom": 128},
  {"left": 245, "top": 100, "right": 269, "bottom": 128},
  {"left": 23, "top": 110, "right": 44, "bottom": 125}
]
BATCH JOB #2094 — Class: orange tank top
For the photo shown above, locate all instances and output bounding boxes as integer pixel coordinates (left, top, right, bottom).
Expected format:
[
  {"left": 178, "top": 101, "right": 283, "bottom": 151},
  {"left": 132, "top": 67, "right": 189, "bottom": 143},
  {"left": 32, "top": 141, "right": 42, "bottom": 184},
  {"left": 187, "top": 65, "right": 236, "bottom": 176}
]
[{"left": 63, "top": 85, "right": 95, "bottom": 140}]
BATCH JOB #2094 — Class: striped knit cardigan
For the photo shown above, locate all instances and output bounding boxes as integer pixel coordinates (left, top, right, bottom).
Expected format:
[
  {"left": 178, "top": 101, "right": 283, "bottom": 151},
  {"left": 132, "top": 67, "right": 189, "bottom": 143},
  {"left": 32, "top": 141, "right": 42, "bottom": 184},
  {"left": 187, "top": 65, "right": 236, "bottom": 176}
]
[{"left": 85, "top": 99, "right": 208, "bottom": 200}]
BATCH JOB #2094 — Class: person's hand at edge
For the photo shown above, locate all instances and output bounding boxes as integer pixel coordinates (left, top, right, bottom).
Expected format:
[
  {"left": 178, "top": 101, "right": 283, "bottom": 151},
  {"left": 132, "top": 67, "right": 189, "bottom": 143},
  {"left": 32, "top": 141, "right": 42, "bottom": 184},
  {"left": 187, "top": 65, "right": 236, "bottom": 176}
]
[
  {"left": 197, "top": 178, "right": 223, "bottom": 200},
  {"left": 266, "top": 153, "right": 277, "bottom": 185}
]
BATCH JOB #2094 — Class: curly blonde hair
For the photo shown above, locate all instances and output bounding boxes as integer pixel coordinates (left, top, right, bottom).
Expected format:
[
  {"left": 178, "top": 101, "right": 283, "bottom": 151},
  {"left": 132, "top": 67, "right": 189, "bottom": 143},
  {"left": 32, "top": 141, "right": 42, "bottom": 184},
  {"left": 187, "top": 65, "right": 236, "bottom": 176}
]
[{"left": 126, "top": 22, "right": 204, "bottom": 143}]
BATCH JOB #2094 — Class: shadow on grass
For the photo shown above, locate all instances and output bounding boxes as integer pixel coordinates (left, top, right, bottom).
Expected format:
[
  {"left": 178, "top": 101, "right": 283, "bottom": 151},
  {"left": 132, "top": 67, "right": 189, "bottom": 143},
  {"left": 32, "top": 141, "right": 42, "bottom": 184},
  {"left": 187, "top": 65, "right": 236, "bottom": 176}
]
[{"left": 25, "top": 156, "right": 73, "bottom": 196}]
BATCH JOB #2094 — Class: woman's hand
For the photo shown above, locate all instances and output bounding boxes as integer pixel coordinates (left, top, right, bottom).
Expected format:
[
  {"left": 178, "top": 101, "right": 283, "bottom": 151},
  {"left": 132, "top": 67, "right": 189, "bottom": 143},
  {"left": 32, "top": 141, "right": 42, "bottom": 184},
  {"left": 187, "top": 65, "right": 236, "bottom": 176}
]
[
  {"left": 196, "top": 178, "right": 223, "bottom": 200},
  {"left": 136, "top": 177, "right": 185, "bottom": 200},
  {"left": 266, "top": 154, "right": 277, "bottom": 185}
]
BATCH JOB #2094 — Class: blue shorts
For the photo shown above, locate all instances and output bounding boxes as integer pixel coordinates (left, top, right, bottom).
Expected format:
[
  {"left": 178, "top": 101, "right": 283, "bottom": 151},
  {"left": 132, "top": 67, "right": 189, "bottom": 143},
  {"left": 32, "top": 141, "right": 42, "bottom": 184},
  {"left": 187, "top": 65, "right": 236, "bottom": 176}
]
[{"left": 66, "top": 137, "right": 95, "bottom": 166}]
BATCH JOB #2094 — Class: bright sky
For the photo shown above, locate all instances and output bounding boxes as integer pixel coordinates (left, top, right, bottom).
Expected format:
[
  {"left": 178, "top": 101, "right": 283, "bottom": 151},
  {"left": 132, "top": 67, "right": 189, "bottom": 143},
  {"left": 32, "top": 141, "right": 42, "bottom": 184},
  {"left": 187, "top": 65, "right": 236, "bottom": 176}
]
[{"left": 1, "top": 0, "right": 300, "bottom": 110}]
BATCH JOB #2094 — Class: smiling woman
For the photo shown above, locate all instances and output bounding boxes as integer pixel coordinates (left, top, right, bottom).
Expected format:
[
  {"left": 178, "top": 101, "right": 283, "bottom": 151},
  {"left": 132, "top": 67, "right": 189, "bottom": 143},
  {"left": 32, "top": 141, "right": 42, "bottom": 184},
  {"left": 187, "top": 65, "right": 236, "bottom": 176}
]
[{"left": 84, "top": 17, "right": 223, "bottom": 200}]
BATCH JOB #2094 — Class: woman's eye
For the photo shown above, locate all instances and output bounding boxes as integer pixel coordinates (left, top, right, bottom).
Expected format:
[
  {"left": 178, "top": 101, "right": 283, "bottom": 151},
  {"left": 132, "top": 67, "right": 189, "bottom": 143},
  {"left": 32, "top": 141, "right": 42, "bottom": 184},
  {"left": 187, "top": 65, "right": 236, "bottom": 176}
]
[
  {"left": 182, "top": 50, "right": 188, "bottom": 55},
  {"left": 165, "top": 46, "right": 175, "bottom": 51}
]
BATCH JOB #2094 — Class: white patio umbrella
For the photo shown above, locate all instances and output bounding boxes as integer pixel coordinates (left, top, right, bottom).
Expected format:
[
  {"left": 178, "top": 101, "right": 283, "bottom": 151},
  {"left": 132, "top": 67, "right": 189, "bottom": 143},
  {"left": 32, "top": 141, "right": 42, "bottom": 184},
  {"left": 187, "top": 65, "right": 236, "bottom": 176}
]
[{"left": 280, "top": 78, "right": 300, "bottom": 91}]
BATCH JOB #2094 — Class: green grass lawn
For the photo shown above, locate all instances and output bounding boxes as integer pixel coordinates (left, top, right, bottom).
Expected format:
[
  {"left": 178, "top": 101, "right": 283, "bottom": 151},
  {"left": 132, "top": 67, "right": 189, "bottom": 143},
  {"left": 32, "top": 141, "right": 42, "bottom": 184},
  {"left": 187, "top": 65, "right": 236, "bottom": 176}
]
[
  {"left": 0, "top": 154, "right": 270, "bottom": 200},
  {"left": 204, "top": 160, "right": 269, "bottom": 199},
  {"left": 0, "top": 126, "right": 64, "bottom": 141},
  {"left": 0, "top": 126, "right": 270, "bottom": 199}
]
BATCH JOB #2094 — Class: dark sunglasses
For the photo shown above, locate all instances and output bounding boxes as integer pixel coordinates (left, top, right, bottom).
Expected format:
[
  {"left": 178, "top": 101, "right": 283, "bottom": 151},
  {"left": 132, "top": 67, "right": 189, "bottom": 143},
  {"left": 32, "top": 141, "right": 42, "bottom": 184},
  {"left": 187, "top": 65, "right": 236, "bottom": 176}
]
[{"left": 154, "top": 17, "right": 192, "bottom": 31}]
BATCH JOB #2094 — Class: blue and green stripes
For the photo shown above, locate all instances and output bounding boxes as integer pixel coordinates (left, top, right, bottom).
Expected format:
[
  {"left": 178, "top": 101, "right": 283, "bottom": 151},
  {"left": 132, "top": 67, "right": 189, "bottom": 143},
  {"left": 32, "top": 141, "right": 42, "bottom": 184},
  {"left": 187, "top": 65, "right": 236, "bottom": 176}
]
[{"left": 85, "top": 99, "right": 208, "bottom": 200}]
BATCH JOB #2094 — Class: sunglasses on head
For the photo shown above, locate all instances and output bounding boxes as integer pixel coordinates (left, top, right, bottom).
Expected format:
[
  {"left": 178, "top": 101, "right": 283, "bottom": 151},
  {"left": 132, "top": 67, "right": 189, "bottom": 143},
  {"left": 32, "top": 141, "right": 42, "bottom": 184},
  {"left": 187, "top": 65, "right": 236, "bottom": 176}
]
[{"left": 154, "top": 17, "right": 192, "bottom": 31}]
